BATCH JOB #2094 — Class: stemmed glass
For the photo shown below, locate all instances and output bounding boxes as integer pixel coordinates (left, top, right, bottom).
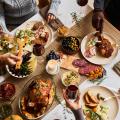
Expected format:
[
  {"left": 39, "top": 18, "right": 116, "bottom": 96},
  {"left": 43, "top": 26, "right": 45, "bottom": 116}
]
[{"left": 77, "top": 0, "right": 88, "bottom": 17}]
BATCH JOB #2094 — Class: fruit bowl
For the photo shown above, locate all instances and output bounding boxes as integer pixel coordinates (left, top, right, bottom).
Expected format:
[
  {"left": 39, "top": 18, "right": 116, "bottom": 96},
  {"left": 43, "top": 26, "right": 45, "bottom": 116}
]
[{"left": 61, "top": 36, "right": 80, "bottom": 55}]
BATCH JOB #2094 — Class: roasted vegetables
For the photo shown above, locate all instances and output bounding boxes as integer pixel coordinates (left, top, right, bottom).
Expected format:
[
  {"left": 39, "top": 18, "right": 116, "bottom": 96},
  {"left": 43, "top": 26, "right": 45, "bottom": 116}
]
[{"left": 84, "top": 91, "right": 99, "bottom": 109}]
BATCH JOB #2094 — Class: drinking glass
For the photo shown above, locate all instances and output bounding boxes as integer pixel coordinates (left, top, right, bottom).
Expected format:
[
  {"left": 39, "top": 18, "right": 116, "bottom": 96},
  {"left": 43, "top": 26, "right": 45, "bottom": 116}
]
[
  {"left": 66, "top": 85, "right": 79, "bottom": 99},
  {"left": 77, "top": 0, "right": 88, "bottom": 17}
]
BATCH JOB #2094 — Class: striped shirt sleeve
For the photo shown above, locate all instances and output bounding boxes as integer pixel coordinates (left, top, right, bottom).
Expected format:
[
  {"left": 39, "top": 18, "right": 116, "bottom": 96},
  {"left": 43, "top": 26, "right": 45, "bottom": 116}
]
[
  {"left": 0, "top": 2, "right": 9, "bottom": 33},
  {"left": 48, "top": 0, "right": 61, "bottom": 15}
]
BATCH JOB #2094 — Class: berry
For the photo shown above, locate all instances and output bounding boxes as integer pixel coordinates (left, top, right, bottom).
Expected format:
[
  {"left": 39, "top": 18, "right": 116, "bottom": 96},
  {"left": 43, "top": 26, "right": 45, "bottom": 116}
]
[{"left": 46, "top": 50, "right": 60, "bottom": 61}]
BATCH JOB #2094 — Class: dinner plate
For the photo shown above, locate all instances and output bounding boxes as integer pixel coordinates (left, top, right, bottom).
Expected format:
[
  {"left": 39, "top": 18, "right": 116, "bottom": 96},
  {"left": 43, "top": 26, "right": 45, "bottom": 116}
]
[
  {"left": 81, "top": 32, "right": 118, "bottom": 65},
  {"left": 16, "top": 20, "right": 52, "bottom": 48},
  {"left": 80, "top": 86, "right": 119, "bottom": 120}
]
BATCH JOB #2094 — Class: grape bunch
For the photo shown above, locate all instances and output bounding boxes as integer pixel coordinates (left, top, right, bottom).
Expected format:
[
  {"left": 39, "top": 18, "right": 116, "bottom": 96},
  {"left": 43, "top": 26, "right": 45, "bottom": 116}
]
[
  {"left": 46, "top": 50, "right": 60, "bottom": 61},
  {"left": 22, "top": 52, "right": 32, "bottom": 63}
]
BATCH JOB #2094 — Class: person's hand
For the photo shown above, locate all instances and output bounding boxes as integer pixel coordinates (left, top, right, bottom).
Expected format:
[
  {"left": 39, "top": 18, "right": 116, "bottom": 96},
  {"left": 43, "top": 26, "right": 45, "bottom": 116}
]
[
  {"left": 92, "top": 11, "right": 104, "bottom": 33},
  {"left": 63, "top": 89, "right": 81, "bottom": 110},
  {"left": 1, "top": 53, "right": 20, "bottom": 66},
  {"left": 0, "top": 26, "right": 3, "bottom": 34},
  {"left": 46, "top": 13, "right": 56, "bottom": 23}
]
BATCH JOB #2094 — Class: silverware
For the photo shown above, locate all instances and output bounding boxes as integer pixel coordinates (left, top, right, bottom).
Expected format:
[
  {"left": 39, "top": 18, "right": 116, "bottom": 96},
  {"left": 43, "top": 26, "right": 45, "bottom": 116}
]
[
  {"left": 104, "top": 86, "right": 120, "bottom": 94},
  {"left": 104, "top": 94, "right": 120, "bottom": 102}
]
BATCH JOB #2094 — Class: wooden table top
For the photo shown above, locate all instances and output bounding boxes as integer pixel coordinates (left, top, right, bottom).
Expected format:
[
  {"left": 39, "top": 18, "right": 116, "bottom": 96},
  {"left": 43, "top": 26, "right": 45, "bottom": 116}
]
[{"left": 2, "top": 5, "right": 120, "bottom": 120}]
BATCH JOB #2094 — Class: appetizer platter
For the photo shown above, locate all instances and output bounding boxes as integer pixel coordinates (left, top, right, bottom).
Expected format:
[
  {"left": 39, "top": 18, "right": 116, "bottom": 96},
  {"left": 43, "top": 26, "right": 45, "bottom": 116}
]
[
  {"left": 72, "top": 59, "right": 106, "bottom": 81},
  {"left": 18, "top": 75, "right": 55, "bottom": 120},
  {"left": 6, "top": 52, "right": 37, "bottom": 78},
  {"left": 60, "top": 53, "right": 106, "bottom": 81},
  {"left": 0, "top": 31, "right": 37, "bottom": 78},
  {"left": 80, "top": 86, "right": 119, "bottom": 120},
  {"left": 81, "top": 32, "right": 118, "bottom": 65},
  {"left": 15, "top": 21, "right": 52, "bottom": 48}
]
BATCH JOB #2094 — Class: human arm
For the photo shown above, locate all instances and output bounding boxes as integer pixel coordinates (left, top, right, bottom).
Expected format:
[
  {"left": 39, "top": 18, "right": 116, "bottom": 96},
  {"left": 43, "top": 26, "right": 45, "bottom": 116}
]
[
  {"left": 63, "top": 90, "right": 84, "bottom": 120},
  {"left": 92, "top": 0, "right": 105, "bottom": 33},
  {"left": 0, "top": 53, "right": 20, "bottom": 66},
  {"left": 94, "top": 0, "right": 104, "bottom": 11},
  {"left": 47, "top": 0, "right": 61, "bottom": 22},
  {"left": 0, "top": 2, "right": 9, "bottom": 33}
]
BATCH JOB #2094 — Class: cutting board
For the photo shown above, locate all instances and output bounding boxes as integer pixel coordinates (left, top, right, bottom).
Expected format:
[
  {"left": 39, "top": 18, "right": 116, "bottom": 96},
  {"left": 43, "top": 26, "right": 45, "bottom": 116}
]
[{"left": 60, "top": 54, "right": 79, "bottom": 72}]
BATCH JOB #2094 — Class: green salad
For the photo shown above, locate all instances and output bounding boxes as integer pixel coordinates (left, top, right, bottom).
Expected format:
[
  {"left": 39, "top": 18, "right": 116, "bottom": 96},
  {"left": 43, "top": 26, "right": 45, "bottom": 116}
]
[
  {"left": 15, "top": 30, "right": 34, "bottom": 45},
  {"left": 83, "top": 105, "right": 109, "bottom": 120}
]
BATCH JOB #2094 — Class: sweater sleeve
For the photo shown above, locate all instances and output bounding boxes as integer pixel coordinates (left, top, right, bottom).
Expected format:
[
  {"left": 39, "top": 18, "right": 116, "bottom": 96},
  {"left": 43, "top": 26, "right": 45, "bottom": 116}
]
[
  {"left": 0, "top": 2, "right": 9, "bottom": 33},
  {"left": 94, "top": 0, "right": 105, "bottom": 11},
  {"left": 48, "top": 0, "right": 61, "bottom": 15},
  {"left": 72, "top": 108, "right": 85, "bottom": 120}
]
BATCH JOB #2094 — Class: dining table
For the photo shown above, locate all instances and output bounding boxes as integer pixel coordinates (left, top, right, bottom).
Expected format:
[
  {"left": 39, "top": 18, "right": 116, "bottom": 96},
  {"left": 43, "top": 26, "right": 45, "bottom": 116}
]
[{"left": 0, "top": 0, "right": 120, "bottom": 120}]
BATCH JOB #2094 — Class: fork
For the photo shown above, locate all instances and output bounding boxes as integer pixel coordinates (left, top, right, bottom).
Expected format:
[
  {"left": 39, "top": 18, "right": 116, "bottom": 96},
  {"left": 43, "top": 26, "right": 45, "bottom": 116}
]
[
  {"left": 104, "top": 94, "right": 120, "bottom": 102},
  {"left": 108, "top": 87, "right": 120, "bottom": 94}
]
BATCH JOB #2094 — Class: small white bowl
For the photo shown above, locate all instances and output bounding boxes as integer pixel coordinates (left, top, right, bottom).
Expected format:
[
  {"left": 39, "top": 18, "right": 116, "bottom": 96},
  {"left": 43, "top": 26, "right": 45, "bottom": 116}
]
[{"left": 61, "top": 71, "right": 80, "bottom": 87}]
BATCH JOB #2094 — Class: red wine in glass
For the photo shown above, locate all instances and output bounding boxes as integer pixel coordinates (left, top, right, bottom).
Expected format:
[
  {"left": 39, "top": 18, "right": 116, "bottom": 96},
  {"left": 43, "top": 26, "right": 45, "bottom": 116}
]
[
  {"left": 77, "top": 0, "right": 88, "bottom": 6},
  {"left": 66, "top": 85, "right": 78, "bottom": 99},
  {"left": 33, "top": 44, "right": 45, "bottom": 56}
]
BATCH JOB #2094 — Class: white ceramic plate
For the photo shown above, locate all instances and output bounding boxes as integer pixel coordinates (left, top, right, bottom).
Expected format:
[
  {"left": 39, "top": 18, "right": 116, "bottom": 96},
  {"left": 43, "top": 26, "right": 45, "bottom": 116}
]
[
  {"left": 6, "top": 65, "right": 29, "bottom": 78},
  {"left": 80, "top": 86, "right": 119, "bottom": 120},
  {"left": 15, "top": 21, "right": 52, "bottom": 48},
  {"left": 81, "top": 32, "right": 118, "bottom": 65}
]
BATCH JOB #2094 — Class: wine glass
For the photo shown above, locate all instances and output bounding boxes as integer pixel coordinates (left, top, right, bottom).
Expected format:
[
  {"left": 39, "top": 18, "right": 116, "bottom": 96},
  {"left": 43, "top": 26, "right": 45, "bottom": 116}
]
[
  {"left": 77, "top": 0, "right": 88, "bottom": 17},
  {"left": 66, "top": 85, "right": 79, "bottom": 100},
  {"left": 33, "top": 44, "right": 45, "bottom": 64},
  {"left": 38, "top": 0, "right": 50, "bottom": 8}
]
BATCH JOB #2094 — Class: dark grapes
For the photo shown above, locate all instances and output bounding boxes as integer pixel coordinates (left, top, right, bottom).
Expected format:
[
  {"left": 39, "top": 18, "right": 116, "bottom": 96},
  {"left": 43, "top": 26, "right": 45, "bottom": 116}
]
[
  {"left": 46, "top": 50, "right": 60, "bottom": 61},
  {"left": 22, "top": 52, "right": 32, "bottom": 63}
]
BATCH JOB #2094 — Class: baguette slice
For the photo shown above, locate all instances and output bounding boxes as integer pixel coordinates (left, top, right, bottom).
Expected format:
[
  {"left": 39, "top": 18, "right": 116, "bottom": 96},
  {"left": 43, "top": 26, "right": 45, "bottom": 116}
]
[{"left": 87, "top": 91, "right": 99, "bottom": 104}]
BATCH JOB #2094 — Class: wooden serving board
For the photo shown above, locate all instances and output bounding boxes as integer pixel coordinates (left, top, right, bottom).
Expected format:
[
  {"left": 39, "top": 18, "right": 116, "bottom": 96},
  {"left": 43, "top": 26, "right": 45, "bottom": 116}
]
[{"left": 60, "top": 54, "right": 79, "bottom": 72}]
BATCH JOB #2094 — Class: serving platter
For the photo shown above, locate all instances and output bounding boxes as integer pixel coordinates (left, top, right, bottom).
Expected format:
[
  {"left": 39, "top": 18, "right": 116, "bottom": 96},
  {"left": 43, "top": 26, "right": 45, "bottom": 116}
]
[
  {"left": 81, "top": 32, "right": 118, "bottom": 65},
  {"left": 15, "top": 20, "right": 52, "bottom": 48},
  {"left": 80, "top": 86, "right": 119, "bottom": 120},
  {"left": 18, "top": 75, "right": 55, "bottom": 120}
]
